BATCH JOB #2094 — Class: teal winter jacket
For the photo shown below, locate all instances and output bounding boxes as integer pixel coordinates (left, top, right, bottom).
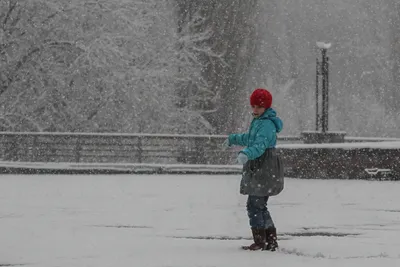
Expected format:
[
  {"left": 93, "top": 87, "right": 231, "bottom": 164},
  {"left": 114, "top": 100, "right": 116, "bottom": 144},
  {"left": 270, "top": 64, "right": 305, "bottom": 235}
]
[{"left": 228, "top": 108, "right": 283, "bottom": 160}]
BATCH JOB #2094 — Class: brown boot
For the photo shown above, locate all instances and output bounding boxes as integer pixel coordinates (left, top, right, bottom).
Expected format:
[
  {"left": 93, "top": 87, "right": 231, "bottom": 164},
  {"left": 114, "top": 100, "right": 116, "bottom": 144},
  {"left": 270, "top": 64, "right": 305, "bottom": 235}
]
[
  {"left": 265, "top": 227, "right": 278, "bottom": 251},
  {"left": 242, "top": 228, "right": 266, "bottom": 250}
]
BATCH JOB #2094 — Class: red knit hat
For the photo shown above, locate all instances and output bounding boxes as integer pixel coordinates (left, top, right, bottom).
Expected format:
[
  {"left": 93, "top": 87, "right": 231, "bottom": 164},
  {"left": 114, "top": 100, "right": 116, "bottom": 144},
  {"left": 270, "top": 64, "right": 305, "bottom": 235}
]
[{"left": 250, "top": 88, "right": 272, "bottom": 109}]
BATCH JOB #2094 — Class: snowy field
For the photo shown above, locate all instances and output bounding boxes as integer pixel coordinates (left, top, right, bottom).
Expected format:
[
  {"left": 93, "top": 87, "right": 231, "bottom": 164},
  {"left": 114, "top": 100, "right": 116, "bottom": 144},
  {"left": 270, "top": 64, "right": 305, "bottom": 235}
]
[{"left": 1, "top": 174, "right": 400, "bottom": 267}]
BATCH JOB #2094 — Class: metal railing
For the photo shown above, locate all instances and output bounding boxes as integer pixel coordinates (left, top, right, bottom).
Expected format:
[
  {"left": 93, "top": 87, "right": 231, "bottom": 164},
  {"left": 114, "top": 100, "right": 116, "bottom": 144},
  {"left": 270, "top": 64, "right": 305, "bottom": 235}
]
[{"left": 0, "top": 131, "right": 398, "bottom": 164}]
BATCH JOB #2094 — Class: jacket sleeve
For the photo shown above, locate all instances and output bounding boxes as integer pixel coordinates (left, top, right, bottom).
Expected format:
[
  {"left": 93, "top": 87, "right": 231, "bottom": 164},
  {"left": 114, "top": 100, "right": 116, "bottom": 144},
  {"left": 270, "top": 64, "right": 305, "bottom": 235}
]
[
  {"left": 241, "top": 120, "right": 275, "bottom": 160},
  {"left": 228, "top": 133, "right": 249, "bottom": 147}
]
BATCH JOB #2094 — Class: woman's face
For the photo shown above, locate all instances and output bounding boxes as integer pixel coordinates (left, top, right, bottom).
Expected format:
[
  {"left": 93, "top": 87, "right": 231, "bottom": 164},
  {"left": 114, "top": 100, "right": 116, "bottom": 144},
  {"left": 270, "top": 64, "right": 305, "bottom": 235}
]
[{"left": 251, "top": 105, "right": 266, "bottom": 117}]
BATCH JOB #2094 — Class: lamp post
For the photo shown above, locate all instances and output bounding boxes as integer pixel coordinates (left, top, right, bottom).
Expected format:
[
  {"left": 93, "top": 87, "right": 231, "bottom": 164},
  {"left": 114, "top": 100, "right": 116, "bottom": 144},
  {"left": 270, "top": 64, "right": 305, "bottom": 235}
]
[
  {"left": 316, "top": 42, "right": 331, "bottom": 133},
  {"left": 302, "top": 43, "right": 346, "bottom": 143}
]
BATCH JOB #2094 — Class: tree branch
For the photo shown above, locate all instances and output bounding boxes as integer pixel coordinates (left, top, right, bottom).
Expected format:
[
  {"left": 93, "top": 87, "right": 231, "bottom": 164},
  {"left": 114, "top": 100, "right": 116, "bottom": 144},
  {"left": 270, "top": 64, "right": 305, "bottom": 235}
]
[{"left": 2, "top": 0, "right": 18, "bottom": 28}]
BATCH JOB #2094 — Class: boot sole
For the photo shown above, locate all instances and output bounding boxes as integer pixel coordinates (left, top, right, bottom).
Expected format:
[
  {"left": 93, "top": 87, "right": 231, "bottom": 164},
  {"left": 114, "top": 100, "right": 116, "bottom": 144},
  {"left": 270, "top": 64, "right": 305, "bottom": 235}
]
[
  {"left": 241, "top": 245, "right": 278, "bottom": 251},
  {"left": 241, "top": 245, "right": 263, "bottom": 251}
]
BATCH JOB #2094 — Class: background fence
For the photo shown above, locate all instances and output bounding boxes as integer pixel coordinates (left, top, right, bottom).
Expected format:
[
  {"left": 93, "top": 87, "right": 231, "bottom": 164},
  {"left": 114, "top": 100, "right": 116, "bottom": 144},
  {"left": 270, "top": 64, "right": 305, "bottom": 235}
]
[
  {"left": 0, "top": 131, "right": 399, "bottom": 180},
  {"left": 0, "top": 132, "right": 306, "bottom": 164}
]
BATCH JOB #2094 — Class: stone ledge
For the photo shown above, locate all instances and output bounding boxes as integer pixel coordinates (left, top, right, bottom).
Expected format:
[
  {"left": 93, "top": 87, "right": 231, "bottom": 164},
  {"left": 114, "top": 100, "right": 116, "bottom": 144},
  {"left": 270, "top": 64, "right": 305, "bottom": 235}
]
[{"left": 301, "top": 131, "right": 346, "bottom": 143}]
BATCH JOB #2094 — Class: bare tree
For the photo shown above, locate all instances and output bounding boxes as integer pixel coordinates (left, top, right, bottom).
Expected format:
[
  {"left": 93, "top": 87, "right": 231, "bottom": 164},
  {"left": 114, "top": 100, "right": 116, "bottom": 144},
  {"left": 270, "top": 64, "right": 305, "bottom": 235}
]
[
  {"left": 174, "top": 0, "right": 260, "bottom": 134},
  {"left": 0, "top": 0, "right": 213, "bottom": 133},
  {"left": 0, "top": 0, "right": 82, "bottom": 131}
]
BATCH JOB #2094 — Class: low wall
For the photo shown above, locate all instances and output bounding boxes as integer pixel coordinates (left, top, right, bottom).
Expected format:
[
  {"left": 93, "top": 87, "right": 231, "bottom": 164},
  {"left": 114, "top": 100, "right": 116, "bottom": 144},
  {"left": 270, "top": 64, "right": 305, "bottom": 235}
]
[
  {"left": 0, "top": 132, "right": 399, "bottom": 180},
  {"left": 279, "top": 142, "right": 400, "bottom": 180}
]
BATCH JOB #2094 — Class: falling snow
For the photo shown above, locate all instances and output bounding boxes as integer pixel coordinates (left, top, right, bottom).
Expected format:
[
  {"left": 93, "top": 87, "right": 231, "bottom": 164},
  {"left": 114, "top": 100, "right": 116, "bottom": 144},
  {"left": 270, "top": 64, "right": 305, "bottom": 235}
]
[
  {"left": 1, "top": 0, "right": 398, "bottom": 136},
  {"left": 0, "top": 1, "right": 400, "bottom": 266}
]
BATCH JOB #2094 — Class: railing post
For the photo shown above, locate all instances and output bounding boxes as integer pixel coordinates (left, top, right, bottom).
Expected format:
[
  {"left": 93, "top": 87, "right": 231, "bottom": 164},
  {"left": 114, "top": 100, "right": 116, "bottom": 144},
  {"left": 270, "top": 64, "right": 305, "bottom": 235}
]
[
  {"left": 194, "top": 137, "right": 206, "bottom": 164},
  {"left": 31, "top": 135, "right": 38, "bottom": 162},
  {"left": 75, "top": 138, "right": 81, "bottom": 162},
  {"left": 137, "top": 136, "right": 143, "bottom": 163}
]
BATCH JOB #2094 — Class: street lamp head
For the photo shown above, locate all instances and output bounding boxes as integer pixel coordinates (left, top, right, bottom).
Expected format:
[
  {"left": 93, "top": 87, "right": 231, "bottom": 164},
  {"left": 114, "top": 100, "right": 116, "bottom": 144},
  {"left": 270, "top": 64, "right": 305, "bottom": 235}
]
[{"left": 316, "top": 42, "right": 332, "bottom": 49}]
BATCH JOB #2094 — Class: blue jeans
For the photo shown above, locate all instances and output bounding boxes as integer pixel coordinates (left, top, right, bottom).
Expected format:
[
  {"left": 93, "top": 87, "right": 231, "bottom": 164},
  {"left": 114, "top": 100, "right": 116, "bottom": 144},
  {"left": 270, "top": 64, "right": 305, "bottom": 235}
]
[{"left": 246, "top": 195, "right": 275, "bottom": 229}]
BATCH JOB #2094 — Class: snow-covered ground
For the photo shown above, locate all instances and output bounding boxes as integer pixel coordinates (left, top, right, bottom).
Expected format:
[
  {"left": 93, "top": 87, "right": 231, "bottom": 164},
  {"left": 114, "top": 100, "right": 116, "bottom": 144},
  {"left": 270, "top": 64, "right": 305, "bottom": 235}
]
[{"left": 1, "top": 174, "right": 400, "bottom": 266}]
